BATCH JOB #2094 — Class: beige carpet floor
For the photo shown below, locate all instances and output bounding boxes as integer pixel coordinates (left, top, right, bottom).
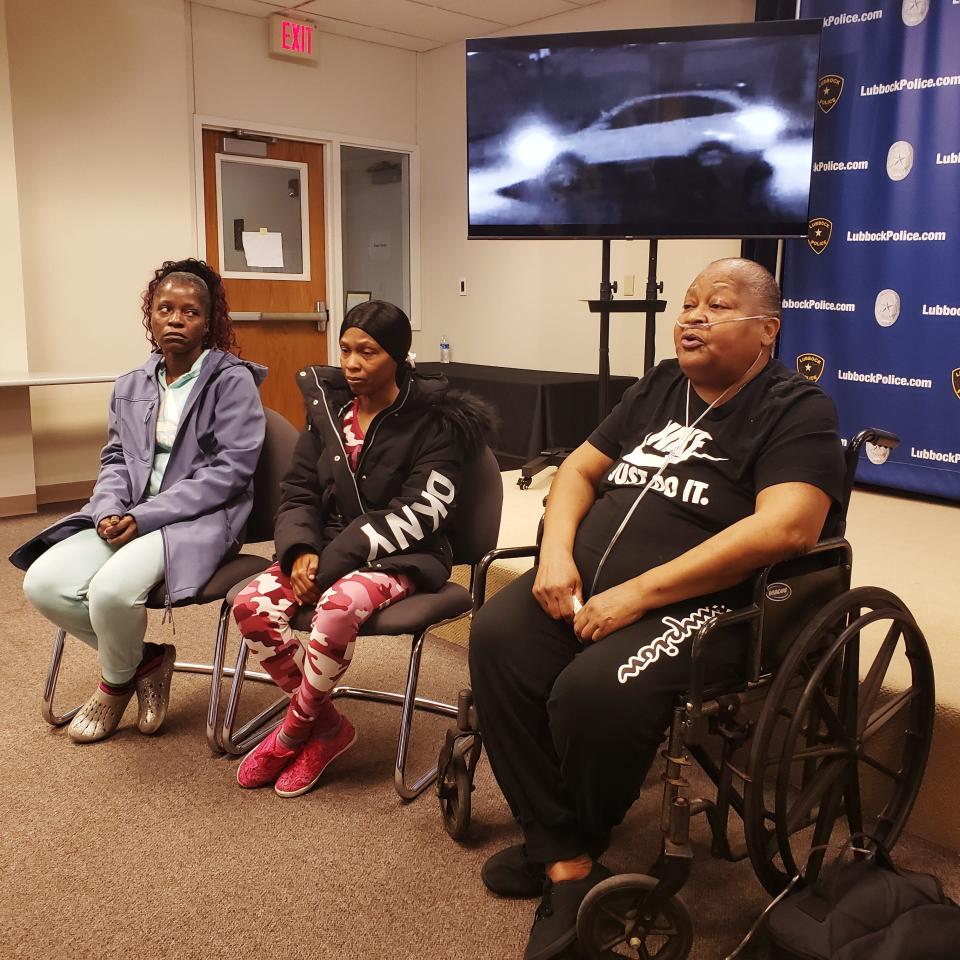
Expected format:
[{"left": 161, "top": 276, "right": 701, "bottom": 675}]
[{"left": 2, "top": 505, "right": 958, "bottom": 960}]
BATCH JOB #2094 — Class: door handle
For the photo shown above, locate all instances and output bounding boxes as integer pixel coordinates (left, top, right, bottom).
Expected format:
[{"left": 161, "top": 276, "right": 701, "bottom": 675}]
[{"left": 231, "top": 307, "right": 327, "bottom": 333}]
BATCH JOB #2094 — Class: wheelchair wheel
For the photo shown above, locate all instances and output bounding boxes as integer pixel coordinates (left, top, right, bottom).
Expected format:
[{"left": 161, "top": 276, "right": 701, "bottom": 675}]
[
  {"left": 577, "top": 874, "right": 692, "bottom": 959},
  {"left": 437, "top": 744, "right": 472, "bottom": 840},
  {"left": 744, "top": 587, "right": 934, "bottom": 896}
]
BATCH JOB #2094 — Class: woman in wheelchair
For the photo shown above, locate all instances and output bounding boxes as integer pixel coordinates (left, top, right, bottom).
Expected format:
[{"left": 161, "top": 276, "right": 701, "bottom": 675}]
[
  {"left": 468, "top": 258, "right": 847, "bottom": 960},
  {"left": 11, "top": 259, "right": 267, "bottom": 743},
  {"left": 231, "top": 300, "right": 493, "bottom": 798}
]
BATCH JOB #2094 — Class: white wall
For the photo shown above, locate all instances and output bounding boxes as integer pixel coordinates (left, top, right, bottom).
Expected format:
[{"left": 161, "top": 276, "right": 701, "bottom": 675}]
[
  {"left": 0, "top": 0, "right": 26, "bottom": 371},
  {"left": 6, "top": 0, "right": 197, "bottom": 488},
  {"left": 0, "top": 0, "right": 34, "bottom": 505},
  {"left": 413, "top": 0, "right": 754, "bottom": 372},
  {"left": 191, "top": 3, "right": 418, "bottom": 145},
  {"left": 5, "top": 0, "right": 418, "bottom": 489}
]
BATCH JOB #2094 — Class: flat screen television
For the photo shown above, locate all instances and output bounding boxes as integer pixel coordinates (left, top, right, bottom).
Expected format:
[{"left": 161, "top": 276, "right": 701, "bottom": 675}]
[{"left": 466, "top": 20, "right": 822, "bottom": 240}]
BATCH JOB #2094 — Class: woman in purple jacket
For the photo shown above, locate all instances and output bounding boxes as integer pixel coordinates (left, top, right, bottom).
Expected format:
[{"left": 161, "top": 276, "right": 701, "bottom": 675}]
[{"left": 11, "top": 259, "right": 266, "bottom": 744}]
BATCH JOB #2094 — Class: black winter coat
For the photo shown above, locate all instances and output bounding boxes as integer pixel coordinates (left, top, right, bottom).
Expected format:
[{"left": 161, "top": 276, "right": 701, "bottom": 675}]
[{"left": 274, "top": 365, "right": 495, "bottom": 594}]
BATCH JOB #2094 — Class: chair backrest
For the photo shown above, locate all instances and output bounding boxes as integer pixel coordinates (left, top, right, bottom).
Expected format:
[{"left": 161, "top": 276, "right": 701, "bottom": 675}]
[
  {"left": 447, "top": 446, "right": 504, "bottom": 566},
  {"left": 245, "top": 408, "right": 299, "bottom": 544}
]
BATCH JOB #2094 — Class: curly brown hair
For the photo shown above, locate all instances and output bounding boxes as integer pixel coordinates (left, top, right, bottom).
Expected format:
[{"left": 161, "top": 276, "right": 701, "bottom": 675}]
[{"left": 140, "top": 258, "right": 238, "bottom": 354}]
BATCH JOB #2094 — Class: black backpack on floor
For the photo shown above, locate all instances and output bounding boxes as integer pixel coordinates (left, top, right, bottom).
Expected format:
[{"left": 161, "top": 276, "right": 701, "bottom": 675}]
[{"left": 761, "top": 840, "right": 960, "bottom": 960}]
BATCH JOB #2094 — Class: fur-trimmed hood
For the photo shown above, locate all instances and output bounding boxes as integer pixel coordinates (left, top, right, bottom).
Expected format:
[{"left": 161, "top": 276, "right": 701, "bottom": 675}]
[
  {"left": 428, "top": 388, "right": 499, "bottom": 457},
  {"left": 296, "top": 365, "right": 498, "bottom": 456}
]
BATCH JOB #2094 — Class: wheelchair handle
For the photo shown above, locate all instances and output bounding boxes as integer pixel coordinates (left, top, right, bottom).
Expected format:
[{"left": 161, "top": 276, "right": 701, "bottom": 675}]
[{"left": 841, "top": 428, "right": 900, "bottom": 521}]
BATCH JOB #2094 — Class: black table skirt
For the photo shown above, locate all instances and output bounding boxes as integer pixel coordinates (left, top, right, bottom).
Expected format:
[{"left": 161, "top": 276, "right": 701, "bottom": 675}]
[{"left": 417, "top": 362, "right": 636, "bottom": 463}]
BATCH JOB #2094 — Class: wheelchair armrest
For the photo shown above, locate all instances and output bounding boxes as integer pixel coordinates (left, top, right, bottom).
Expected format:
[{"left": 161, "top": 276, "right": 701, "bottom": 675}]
[
  {"left": 760, "top": 537, "right": 852, "bottom": 583},
  {"left": 685, "top": 537, "right": 853, "bottom": 717},
  {"left": 473, "top": 545, "right": 540, "bottom": 611},
  {"left": 687, "top": 606, "right": 761, "bottom": 718}
]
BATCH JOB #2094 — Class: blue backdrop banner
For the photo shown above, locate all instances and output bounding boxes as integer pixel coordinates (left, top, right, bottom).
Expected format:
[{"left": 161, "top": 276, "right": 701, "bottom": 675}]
[{"left": 781, "top": 0, "right": 960, "bottom": 500}]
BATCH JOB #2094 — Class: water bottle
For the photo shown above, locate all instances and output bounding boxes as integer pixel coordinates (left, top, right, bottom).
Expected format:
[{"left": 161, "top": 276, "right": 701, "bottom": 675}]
[{"left": 440, "top": 335, "right": 450, "bottom": 363}]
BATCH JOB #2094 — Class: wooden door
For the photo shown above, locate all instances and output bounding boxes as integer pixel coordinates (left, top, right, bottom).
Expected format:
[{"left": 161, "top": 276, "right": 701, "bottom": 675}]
[{"left": 202, "top": 129, "right": 327, "bottom": 427}]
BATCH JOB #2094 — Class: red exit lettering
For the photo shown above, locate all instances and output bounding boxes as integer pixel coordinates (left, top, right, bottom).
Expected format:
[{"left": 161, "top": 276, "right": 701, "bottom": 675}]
[{"left": 281, "top": 19, "right": 313, "bottom": 54}]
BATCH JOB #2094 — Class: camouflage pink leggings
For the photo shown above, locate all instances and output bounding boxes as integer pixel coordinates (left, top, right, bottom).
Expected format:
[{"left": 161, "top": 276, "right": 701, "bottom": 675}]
[{"left": 232, "top": 562, "right": 415, "bottom": 737}]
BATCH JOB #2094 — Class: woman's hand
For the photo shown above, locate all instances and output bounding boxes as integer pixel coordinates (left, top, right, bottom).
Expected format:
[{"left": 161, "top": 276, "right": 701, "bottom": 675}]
[
  {"left": 97, "top": 515, "right": 122, "bottom": 541},
  {"left": 291, "top": 552, "right": 321, "bottom": 605},
  {"left": 574, "top": 581, "right": 646, "bottom": 643},
  {"left": 104, "top": 514, "right": 139, "bottom": 548},
  {"left": 532, "top": 548, "right": 583, "bottom": 621}
]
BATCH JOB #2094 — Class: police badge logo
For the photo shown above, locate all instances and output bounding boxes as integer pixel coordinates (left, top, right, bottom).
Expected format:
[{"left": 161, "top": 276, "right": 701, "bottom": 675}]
[
  {"left": 817, "top": 74, "right": 844, "bottom": 113},
  {"left": 886, "top": 141, "right": 914, "bottom": 182},
  {"left": 902, "top": 0, "right": 929, "bottom": 27},
  {"left": 807, "top": 218, "right": 832, "bottom": 255},
  {"left": 797, "top": 354, "right": 825, "bottom": 383},
  {"left": 874, "top": 289, "right": 901, "bottom": 328},
  {"left": 953, "top": 368, "right": 960, "bottom": 400}
]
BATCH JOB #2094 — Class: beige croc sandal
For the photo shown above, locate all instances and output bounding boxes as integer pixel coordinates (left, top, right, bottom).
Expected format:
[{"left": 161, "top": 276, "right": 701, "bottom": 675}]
[
  {"left": 67, "top": 685, "right": 135, "bottom": 743},
  {"left": 134, "top": 644, "right": 176, "bottom": 735}
]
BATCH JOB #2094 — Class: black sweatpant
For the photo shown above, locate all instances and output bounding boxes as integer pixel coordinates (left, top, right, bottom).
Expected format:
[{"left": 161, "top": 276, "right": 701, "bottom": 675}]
[{"left": 469, "top": 568, "right": 745, "bottom": 863}]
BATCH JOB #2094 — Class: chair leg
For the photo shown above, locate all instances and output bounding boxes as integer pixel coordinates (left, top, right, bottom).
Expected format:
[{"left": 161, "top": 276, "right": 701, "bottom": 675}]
[
  {"left": 219, "top": 629, "right": 288, "bottom": 756},
  {"left": 393, "top": 629, "right": 437, "bottom": 801},
  {"left": 205, "top": 601, "right": 232, "bottom": 754},
  {"left": 41, "top": 628, "right": 81, "bottom": 726},
  {"left": 327, "top": 627, "right": 460, "bottom": 802}
]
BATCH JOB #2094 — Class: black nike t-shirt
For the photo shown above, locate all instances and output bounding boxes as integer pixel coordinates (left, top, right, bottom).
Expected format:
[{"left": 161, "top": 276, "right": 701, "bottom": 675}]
[{"left": 574, "top": 358, "right": 845, "bottom": 597}]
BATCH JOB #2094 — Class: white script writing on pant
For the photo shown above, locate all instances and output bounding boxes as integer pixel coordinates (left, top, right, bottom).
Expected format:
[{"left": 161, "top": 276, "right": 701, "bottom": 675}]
[{"left": 617, "top": 604, "right": 729, "bottom": 683}]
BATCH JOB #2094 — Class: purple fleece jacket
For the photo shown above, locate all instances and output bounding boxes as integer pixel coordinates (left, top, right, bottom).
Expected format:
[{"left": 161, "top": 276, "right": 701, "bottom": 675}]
[{"left": 10, "top": 349, "right": 267, "bottom": 605}]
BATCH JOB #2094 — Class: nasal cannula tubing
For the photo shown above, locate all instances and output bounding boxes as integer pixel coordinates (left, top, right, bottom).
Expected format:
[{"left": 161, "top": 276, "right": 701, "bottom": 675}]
[{"left": 675, "top": 314, "right": 770, "bottom": 330}]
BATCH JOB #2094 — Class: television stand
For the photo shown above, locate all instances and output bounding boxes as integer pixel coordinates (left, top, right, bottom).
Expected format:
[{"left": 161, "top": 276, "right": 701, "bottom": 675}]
[{"left": 518, "top": 239, "right": 667, "bottom": 489}]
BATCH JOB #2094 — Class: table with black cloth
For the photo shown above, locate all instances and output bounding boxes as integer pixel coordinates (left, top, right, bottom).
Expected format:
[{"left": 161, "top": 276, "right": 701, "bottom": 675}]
[{"left": 417, "top": 362, "right": 636, "bottom": 468}]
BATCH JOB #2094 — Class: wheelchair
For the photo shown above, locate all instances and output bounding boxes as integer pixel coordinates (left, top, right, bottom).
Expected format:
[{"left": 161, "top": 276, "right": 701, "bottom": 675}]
[{"left": 435, "top": 429, "right": 935, "bottom": 959}]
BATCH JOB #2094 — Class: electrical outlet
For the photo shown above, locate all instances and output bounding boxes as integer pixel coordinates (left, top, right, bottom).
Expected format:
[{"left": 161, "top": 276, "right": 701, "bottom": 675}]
[
  {"left": 459, "top": 277, "right": 467, "bottom": 296},
  {"left": 623, "top": 274, "right": 635, "bottom": 296}
]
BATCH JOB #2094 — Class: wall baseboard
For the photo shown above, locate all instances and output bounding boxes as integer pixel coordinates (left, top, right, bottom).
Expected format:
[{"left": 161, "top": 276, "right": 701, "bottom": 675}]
[
  {"left": 0, "top": 493, "right": 38, "bottom": 518},
  {"left": 36, "top": 480, "right": 94, "bottom": 506},
  {"left": 0, "top": 481, "right": 93, "bottom": 518}
]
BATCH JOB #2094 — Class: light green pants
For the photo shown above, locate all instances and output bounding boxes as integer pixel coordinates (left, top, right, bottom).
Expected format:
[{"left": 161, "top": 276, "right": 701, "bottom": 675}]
[{"left": 22, "top": 527, "right": 166, "bottom": 685}]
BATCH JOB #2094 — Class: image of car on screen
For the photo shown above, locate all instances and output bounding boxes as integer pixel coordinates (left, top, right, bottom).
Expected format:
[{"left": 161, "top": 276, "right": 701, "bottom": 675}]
[{"left": 468, "top": 89, "right": 810, "bottom": 226}]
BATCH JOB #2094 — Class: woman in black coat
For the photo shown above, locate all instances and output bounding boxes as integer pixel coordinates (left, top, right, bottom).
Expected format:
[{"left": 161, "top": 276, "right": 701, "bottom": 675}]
[{"left": 232, "top": 300, "right": 493, "bottom": 797}]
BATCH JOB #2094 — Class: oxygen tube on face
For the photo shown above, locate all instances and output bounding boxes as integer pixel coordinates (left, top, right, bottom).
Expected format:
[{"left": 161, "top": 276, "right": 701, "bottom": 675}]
[{"left": 587, "top": 348, "right": 765, "bottom": 598}]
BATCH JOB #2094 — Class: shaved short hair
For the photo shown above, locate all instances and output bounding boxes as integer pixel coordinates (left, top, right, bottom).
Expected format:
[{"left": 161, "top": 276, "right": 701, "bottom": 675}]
[{"left": 707, "top": 257, "right": 782, "bottom": 319}]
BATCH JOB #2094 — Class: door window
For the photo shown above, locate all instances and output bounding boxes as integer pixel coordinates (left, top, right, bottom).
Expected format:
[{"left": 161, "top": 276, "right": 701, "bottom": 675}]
[
  {"left": 340, "top": 146, "right": 411, "bottom": 316},
  {"left": 216, "top": 155, "right": 311, "bottom": 280}
]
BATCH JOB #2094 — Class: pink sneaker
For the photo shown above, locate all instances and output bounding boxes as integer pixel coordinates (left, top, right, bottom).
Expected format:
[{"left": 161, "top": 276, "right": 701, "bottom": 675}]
[
  {"left": 274, "top": 717, "right": 358, "bottom": 798},
  {"left": 236, "top": 728, "right": 296, "bottom": 789}
]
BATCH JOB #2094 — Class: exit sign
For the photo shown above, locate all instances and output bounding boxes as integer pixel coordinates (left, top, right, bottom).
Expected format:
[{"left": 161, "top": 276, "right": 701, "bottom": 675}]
[{"left": 270, "top": 14, "right": 318, "bottom": 64}]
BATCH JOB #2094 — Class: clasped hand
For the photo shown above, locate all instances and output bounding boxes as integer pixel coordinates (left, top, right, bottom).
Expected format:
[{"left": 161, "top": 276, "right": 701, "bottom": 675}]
[
  {"left": 533, "top": 551, "right": 645, "bottom": 643},
  {"left": 97, "top": 514, "right": 139, "bottom": 548},
  {"left": 291, "top": 551, "right": 321, "bottom": 604}
]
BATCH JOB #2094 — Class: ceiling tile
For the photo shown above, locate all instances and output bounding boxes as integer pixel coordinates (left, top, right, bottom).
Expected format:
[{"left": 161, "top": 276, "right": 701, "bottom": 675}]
[
  {"left": 306, "top": 16, "right": 439, "bottom": 51},
  {"left": 297, "top": 0, "right": 499, "bottom": 42},
  {"left": 426, "top": 0, "right": 571, "bottom": 25},
  {"left": 192, "top": 0, "right": 289, "bottom": 18}
]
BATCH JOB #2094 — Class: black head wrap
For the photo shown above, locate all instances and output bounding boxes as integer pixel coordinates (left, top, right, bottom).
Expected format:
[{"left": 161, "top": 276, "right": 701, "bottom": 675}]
[{"left": 340, "top": 300, "right": 412, "bottom": 372}]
